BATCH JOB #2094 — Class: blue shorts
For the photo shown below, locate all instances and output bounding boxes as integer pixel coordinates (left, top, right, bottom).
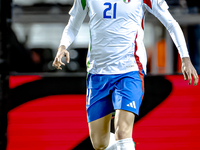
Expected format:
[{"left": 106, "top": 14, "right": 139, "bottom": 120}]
[{"left": 86, "top": 71, "right": 145, "bottom": 122}]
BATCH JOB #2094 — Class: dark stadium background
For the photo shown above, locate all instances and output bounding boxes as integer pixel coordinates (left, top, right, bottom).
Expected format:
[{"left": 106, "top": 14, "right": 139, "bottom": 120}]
[{"left": 3, "top": 74, "right": 200, "bottom": 150}]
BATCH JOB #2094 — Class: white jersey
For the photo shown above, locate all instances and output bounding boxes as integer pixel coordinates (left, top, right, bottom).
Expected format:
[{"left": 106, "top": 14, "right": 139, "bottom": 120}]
[{"left": 60, "top": 0, "right": 189, "bottom": 74}]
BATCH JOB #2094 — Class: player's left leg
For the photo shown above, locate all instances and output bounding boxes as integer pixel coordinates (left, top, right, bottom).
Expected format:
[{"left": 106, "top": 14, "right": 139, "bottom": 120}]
[
  {"left": 115, "top": 109, "right": 135, "bottom": 150},
  {"left": 112, "top": 70, "right": 145, "bottom": 150},
  {"left": 115, "top": 109, "right": 135, "bottom": 140}
]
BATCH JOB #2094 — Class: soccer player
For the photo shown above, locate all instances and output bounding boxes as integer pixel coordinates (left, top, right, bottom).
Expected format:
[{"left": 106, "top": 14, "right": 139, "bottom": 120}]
[{"left": 53, "top": 0, "right": 199, "bottom": 149}]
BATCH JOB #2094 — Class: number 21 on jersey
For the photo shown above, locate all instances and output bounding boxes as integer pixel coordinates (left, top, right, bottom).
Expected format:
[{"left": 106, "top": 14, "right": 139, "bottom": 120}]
[{"left": 103, "top": 2, "right": 117, "bottom": 19}]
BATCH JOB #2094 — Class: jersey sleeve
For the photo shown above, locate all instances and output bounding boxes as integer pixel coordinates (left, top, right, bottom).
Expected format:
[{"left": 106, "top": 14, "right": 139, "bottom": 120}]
[
  {"left": 59, "top": 0, "right": 88, "bottom": 49},
  {"left": 143, "top": 0, "right": 189, "bottom": 58}
]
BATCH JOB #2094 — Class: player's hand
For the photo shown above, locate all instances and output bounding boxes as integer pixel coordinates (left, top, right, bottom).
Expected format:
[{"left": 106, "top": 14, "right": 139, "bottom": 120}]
[
  {"left": 52, "top": 45, "right": 70, "bottom": 70},
  {"left": 181, "top": 57, "right": 199, "bottom": 86}
]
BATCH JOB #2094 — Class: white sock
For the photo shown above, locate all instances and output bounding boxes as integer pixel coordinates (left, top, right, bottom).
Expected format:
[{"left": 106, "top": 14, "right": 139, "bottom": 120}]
[
  {"left": 116, "top": 138, "right": 135, "bottom": 150},
  {"left": 105, "top": 132, "right": 117, "bottom": 150}
]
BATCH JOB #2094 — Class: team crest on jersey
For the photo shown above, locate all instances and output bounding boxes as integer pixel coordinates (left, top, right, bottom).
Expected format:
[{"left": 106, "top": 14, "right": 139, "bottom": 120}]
[{"left": 124, "top": 0, "right": 131, "bottom": 3}]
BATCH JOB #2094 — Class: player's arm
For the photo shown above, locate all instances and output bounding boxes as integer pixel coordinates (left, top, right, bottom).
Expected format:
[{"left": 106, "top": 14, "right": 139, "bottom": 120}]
[
  {"left": 53, "top": 0, "right": 88, "bottom": 70},
  {"left": 144, "top": 0, "right": 199, "bottom": 85}
]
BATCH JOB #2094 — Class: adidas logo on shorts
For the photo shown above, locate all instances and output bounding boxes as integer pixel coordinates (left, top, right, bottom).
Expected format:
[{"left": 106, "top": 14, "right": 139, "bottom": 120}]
[{"left": 127, "top": 101, "right": 136, "bottom": 109}]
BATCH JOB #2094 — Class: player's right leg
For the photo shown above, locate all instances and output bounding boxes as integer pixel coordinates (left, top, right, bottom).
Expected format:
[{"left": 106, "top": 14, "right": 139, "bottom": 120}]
[
  {"left": 87, "top": 95, "right": 117, "bottom": 150},
  {"left": 86, "top": 73, "right": 116, "bottom": 150},
  {"left": 88, "top": 113, "right": 112, "bottom": 150}
]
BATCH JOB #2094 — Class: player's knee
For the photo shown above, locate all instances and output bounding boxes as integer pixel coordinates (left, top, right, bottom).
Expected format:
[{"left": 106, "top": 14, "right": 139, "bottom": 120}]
[
  {"left": 91, "top": 136, "right": 109, "bottom": 150},
  {"left": 92, "top": 141, "right": 108, "bottom": 150},
  {"left": 115, "top": 128, "right": 127, "bottom": 140},
  {"left": 115, "top": 126, "right": 130, "bottom": 140}
]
